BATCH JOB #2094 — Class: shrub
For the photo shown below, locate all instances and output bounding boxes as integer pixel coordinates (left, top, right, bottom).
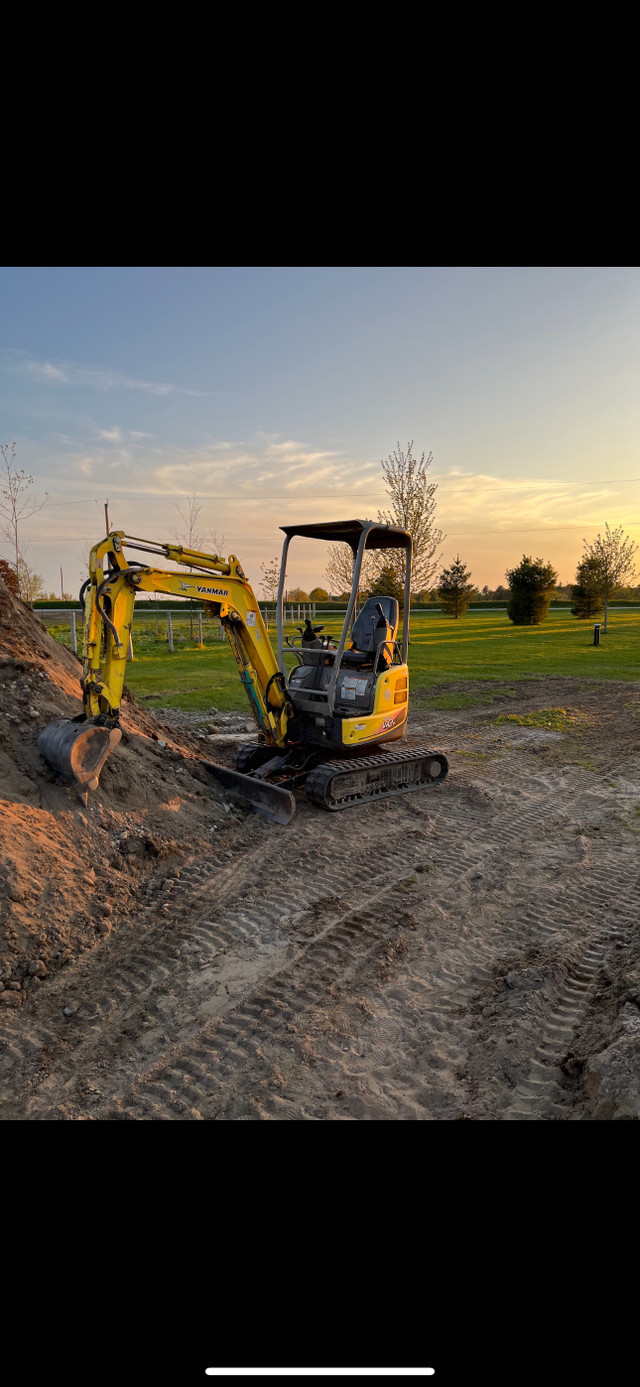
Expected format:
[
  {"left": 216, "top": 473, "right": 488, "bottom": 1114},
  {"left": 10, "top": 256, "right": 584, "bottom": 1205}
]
[{"left": 506, "top": 555, "right": 558, "bottom": 625}]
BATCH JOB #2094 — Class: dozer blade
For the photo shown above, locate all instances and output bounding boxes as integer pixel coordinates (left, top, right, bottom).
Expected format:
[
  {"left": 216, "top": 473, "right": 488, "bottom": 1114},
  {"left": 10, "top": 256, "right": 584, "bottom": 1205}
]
[
  {"left": 201, "top": 760, "right": 296, "bottom": 825},
  {"left": 38, "top": 718, "right": 122, "bottom": 801}
]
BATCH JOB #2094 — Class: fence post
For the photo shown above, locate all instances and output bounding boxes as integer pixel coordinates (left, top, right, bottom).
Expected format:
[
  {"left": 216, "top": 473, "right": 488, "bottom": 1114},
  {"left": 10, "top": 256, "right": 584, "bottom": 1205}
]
[
  {"left": 198, "top": 611, "right": 203, "bottom": 646},
  {"left": 167, "top": 612, "right": 174, "bottom": 652},
  {"left": 69, "top": 610, "right": 77, "bottom": 653},
  {"left": 593, "top": 623, "right": 601, "bottom": 646}
]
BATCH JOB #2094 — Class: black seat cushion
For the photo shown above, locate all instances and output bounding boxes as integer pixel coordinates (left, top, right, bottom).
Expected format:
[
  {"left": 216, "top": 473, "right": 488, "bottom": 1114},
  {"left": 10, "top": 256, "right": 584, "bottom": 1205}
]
[{"left": 350, "top": 596, "right": 399, "bottom": 653}]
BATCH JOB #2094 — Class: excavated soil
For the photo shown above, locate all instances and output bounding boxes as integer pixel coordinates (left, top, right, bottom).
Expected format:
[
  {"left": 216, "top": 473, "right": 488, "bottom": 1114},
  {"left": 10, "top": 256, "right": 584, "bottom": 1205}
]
[{"left": 1, "top": 579, "right": 639, "bottom": 1121}]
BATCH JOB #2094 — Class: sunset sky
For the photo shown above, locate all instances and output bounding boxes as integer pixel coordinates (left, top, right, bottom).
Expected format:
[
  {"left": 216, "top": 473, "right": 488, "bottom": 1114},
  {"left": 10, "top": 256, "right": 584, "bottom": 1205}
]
[{"left": 1, "top": 265, "right": 638, "bottom": 596}]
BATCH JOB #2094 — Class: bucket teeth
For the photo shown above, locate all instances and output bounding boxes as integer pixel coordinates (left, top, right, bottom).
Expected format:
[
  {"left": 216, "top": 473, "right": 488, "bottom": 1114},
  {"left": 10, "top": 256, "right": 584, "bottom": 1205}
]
[{"left": 38, "top": 719, "right": 122, "bottom": 796}]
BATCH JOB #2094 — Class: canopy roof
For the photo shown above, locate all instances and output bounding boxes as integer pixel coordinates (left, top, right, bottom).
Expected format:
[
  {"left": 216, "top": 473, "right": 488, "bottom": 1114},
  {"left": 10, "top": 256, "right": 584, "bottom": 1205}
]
[{"left": 280, "top": 519, "right": 411, "bottom": 552}]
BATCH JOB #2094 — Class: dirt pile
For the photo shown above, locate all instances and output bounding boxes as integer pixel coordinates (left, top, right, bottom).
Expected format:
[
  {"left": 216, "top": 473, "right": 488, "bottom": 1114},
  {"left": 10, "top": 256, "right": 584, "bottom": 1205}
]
[{"left": 0, "top": 579, "right": 247, "bottom": 1005}]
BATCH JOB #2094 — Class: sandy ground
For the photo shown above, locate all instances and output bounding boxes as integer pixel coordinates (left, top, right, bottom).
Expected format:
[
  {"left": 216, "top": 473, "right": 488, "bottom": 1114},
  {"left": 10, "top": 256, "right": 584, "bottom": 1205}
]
[{"left": 1, "top": 580, "right": 639, "bottom": 1120}]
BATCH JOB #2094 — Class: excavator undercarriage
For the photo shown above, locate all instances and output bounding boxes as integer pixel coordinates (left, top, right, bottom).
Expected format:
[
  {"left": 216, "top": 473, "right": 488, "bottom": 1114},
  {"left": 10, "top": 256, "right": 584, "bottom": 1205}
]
[{"left": 38, "top": 519, "right": 449, "bottom": 822}]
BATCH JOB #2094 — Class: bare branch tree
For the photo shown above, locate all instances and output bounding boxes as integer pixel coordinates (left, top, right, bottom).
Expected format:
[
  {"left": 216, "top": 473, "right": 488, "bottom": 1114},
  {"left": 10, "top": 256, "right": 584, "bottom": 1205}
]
[
  {"left": 16, "top": 558, "right": 46, "bottom": 604},
  {"left": 582, "top": 523, "right": 638, "bottom": 632},
  {"left": 173, "top": 492, "right": 226, "bottom": 636},
  {"left": 173, "top": 492, "right": 225, "bottom": 556},
  {"left": 260, "top": 556, "right": 281, "bottom": 603},
  {"left": 377, "top": 441, "right": 444, "bottom": 593},
  {"left": 0, "top": 443, "right": 49, "bottom": 596},
  {"left": 323, "top": 542, "right": 377, "bottom": 605}
]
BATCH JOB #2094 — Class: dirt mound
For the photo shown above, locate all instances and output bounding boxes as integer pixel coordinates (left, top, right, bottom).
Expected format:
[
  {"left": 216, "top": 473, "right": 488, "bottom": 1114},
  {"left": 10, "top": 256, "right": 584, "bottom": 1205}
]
[{"left": 0, "top": 580, "right": 249, "bottom": 1005}]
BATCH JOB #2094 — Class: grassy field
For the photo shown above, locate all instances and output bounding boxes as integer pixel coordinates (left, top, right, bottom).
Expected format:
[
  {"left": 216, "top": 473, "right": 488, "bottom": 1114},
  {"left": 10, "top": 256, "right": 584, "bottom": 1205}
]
[{"left": 47, "top": 608, "right": 640, "bottom": 712}]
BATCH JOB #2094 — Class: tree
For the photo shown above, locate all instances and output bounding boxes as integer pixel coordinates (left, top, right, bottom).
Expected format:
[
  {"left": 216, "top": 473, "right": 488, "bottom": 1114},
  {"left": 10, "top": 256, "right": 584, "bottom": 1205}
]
[
  {"left": 570, "top": 556, "right": 605, "bottom": 619},
  {"left": 437, "top": 555, "right": 476, "bottom": 618},
  {"left": 287, "top": 587, "right": 309, "bottom": 603},
  {"left": 324, "top": 542, "right": 376, "bottom": 607},
  {"left": 260, "top": 556, "right": 281, "bottom": 603},
  {"left": 365, "top": 563, "right": 405, "bottom": 609},
  {"left": 377, "top": 440, "right": 445, "bottom": 594},
  {"left": 173, "top": 492, "right": 225, "bottom": 637},
  {"left": 16, "top": 558, "right": 46, "bottom": 603},
  {"left": 506, "top": 555, "right": 558, "bottom": 625},
  {"left": 0, "top": 443, "right": 49, "bottom": 596},
  {"left": 309, "top": 586, "right": 329, "bottom": 601},
  {"left": 581, "top": 523, "right": 638, "bottom": 633}
]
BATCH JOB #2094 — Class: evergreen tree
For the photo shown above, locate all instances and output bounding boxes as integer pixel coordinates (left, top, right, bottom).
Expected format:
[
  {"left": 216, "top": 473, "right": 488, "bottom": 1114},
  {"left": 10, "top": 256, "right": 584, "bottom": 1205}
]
[
  {"left": 506, "top": 555, "right": 558, "bottom": 625},
  {"left": 366, "top": 563, "right": 405, "bottom": 609},
  {"left": 437, "top": 555, "right": 475, "bottom": 618},
  {"left": 570, "top": 556, "right": 605, "bottom": 619}
]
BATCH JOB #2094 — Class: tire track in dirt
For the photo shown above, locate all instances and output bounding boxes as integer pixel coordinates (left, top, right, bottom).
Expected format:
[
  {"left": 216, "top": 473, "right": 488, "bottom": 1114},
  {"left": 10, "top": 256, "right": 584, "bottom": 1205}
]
[
  {"left": 3, "top": 757, "right": 637, "bottom": 1120},
  {"left": 0, "top": 797, "right": 451, "bottom": 1116},
  {"left": 63, "top": 780, "right": 639, "bottom": 1120},
  {"left": 504, "top": 938, "right": 610, "bottom": 1119}
]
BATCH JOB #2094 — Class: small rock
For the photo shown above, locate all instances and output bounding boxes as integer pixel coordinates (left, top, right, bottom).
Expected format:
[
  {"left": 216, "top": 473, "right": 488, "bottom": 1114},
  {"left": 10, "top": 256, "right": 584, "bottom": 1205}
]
[
  {"left": 98, "top": 902, "right": 112, "bottom": 917},
  {"left": 156, "top": 740, "right": 167, "bottom": 750},
  {"left": 6, "top": 981, "right": 21, "bottom": 991},
  {"left": 0, "top": 991, "right": 21, "bottom": 1007},
  {"left": 28, "top": 959, "right": 48, "bottom": 977},
  {"left": 0, "top": 982, "right": 4, "bottom": 992},
  {"left": 63, "top": 1002, "right": 80, "bottom": 1016},
  {"left": 8, "top": 884, "right": 25, "bottom": 903},
  {"left": 29, "top": 707, "right": 39, "bottom": 719}
]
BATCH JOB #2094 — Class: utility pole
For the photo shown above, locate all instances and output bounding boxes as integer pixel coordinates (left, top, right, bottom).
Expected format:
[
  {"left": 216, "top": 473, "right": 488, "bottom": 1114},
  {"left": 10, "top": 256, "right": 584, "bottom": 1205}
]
[{"left": 105, "top": 499, "right": 110, "bottom": 534}]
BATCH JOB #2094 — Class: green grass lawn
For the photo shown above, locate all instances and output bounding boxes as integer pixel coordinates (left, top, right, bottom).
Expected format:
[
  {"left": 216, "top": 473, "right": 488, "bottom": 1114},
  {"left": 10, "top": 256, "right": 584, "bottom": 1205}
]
[{"left": 48, "top": 609, "right": 640, "bottom": 712}]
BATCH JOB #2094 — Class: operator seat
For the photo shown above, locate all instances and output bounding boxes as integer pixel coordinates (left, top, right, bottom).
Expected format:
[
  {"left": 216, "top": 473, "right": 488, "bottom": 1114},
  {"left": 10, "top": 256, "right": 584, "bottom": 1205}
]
[{"left": 340, "top": 596, "right": 399, "bottom": 668}]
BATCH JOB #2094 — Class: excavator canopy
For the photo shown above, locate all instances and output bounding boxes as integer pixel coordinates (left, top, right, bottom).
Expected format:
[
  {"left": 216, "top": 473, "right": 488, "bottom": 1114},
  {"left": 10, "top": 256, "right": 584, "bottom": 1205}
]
[{"left": 279, "top": 519, "right": 411, "bottom": 552}]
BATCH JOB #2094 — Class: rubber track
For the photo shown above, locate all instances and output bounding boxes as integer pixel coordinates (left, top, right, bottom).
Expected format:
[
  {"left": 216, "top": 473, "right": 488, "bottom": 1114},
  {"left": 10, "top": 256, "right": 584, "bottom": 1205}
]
[{"left": 306, "top": 745, "right": 448, "bottom": 810}]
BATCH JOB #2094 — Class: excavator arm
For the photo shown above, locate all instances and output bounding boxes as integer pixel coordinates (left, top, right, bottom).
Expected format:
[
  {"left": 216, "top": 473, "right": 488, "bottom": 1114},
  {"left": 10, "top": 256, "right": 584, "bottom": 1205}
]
[
  {"left": 38, "top": 532, "right": 293, "bottom": 807},
  {"left": 80, "top": 531, "right": 290, "bottom": 744}
]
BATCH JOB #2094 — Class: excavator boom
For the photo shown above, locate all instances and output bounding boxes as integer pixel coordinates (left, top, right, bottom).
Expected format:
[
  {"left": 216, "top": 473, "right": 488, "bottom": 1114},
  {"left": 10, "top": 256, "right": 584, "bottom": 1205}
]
[{"left": 38, "top": 531, "right": 292, "bottom": 812}]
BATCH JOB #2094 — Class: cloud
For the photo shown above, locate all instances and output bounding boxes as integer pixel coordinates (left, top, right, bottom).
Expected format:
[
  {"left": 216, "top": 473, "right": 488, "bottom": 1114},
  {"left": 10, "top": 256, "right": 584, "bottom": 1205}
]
[
  {"left": 434, "top": 470, "right": 627, "bottom": 535},
  {"left": 20, "top": 357, "right": 210, "bottom": 397}
]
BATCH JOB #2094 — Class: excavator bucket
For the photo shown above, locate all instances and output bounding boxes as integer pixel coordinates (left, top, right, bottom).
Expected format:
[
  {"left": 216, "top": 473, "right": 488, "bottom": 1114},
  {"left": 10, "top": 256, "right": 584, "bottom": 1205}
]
[
  {"left": 38, "top": 718, "right": 122, "bottom": 803},
  {"left": 201, "top": 760, "right": 296, "bottom": 825}
]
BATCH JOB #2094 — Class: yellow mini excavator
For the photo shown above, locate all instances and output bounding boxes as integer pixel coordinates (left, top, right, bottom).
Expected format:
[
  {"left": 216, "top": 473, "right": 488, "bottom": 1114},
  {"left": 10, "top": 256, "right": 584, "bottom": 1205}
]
[{"left": 38, "top": 519, "right": 448, "bottom": 823}]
